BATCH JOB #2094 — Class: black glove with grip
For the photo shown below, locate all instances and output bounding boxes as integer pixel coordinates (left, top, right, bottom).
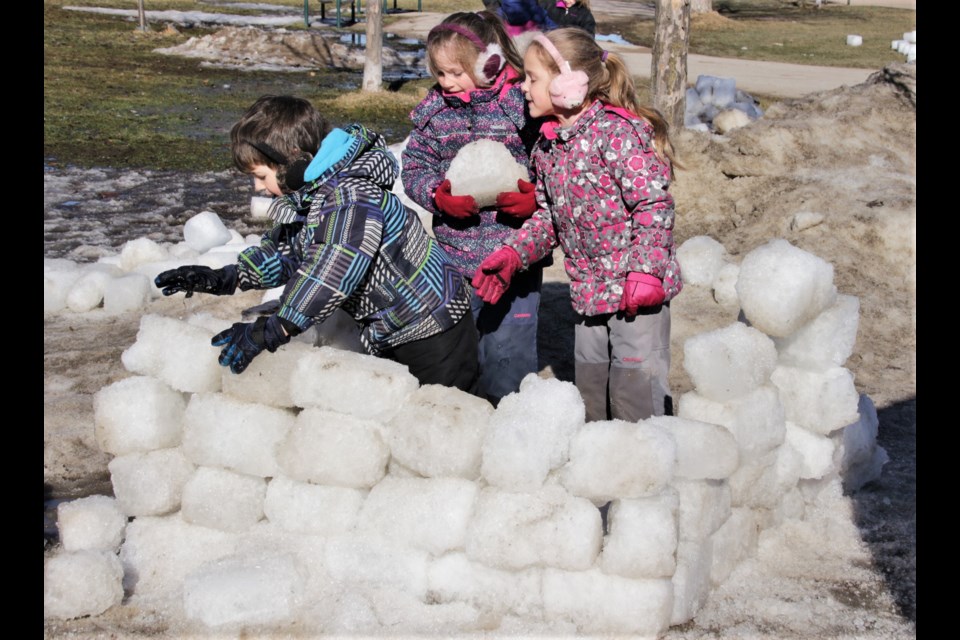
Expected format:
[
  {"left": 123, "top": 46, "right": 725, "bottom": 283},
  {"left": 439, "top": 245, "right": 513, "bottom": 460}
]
[
  {"left": 155, "top": 264, "right": 239, "bottom": 298},
  {"left": 211, "top": 315, "right": 300, "bottom": 374}
]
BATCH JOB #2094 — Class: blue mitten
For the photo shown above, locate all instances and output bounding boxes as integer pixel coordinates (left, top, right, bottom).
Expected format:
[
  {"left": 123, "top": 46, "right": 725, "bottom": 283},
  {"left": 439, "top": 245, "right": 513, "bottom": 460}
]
[{"left": 211, "top": 315, "right": 298, "bottom": 374}]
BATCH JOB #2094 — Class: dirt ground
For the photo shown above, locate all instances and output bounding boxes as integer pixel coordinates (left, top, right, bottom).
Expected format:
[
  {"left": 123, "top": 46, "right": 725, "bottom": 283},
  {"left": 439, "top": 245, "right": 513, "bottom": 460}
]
[{"left": 43, "top": 13, "right": 915, "bottom": 639}]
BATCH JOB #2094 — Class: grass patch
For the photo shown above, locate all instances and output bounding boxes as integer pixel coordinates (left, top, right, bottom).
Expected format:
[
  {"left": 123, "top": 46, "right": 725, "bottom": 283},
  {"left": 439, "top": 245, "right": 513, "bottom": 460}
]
[
  {"left": 314, "top": 79, "right": 432, "bottom": 140},
  {"left": 44, "top": 0, "right": 458, "bottom": 170},
  {"left": 596, "top": 2, "right": 914, "bottom": 68}
]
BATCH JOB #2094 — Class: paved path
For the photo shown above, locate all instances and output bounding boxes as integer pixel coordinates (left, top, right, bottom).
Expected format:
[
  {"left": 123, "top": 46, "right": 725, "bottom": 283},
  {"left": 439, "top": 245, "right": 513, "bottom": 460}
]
[
  {"left": 385, "top": 0, "right": 914, "bottom": 99},
  {"left": 602, "top": 42, "right": 875, "bottom": 99}
]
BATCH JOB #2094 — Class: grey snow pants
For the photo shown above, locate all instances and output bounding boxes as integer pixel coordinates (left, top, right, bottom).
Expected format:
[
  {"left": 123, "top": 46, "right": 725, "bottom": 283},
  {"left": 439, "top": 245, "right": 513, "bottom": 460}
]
[{"left": 573, "top": 303, "right": 672, "bottom": 423}]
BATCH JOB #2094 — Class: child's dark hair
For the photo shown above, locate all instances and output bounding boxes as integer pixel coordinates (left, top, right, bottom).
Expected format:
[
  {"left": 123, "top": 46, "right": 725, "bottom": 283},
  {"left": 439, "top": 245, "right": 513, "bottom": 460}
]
[
  {"left": 230, "top": 95, "right": 331, "bottom": 173},
  {"left": 426, "top": 11, "right": 524, "bottom": 87},
  {"left": 529, "top": 28, "right": 678, "bottom": 169}
]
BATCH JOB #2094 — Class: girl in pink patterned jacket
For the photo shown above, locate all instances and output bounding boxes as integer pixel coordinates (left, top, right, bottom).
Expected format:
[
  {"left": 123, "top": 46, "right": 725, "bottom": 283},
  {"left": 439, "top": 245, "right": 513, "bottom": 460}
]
[{"left": 473, "top": 28, "right": 683, "bottom": 423}]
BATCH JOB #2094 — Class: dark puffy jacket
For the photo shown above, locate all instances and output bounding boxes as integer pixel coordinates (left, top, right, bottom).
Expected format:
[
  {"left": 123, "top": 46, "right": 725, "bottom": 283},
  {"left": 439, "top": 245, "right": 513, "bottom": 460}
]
[
  {"left": 499, "top": 0, "right": 557, "bottom": 30},
  {"left": 540, "top": 0, "right": 596, "bottom": 35},
  {"left": 236, "top": 123, "right": 471, "bottom": 355}
]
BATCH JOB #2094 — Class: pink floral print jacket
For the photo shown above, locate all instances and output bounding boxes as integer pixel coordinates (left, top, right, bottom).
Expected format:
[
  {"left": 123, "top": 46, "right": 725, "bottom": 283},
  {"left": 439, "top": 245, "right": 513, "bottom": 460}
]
[{"left": 506, "top": 100, "right": 683, "bottom": 316}]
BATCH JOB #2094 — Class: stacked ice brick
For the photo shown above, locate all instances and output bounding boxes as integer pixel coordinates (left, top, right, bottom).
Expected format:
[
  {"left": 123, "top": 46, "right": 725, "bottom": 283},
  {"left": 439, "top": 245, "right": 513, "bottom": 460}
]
[
  {"left": 44, "top": 237, "right": 887, "bottom": 636},
  {"left": 891, "top": 30, "right": 916, "bottom": 63},
  {"left": 673, "top": 237, "right": 888, "bottom": 619},
  {"left": 43, "top": 211, "right": 261, "bottom": 316}
]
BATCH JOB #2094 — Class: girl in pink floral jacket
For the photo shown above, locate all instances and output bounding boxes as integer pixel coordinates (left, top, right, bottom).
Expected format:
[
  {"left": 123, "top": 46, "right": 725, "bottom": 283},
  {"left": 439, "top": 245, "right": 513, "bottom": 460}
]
[{"left": 473, "top": 28, "right": 683, "bottom": 423}]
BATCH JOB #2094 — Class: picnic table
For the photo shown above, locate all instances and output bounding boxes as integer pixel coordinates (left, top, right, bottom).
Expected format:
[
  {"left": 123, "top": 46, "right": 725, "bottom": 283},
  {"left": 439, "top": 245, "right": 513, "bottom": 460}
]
[{"left": 303, "top": 0, "right": 423, "bottom": 28}]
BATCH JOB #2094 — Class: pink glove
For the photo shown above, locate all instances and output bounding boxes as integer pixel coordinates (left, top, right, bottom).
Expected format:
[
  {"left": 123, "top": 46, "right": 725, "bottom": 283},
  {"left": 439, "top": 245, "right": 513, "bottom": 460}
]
[
  {"left": 495, "top": 179, "right": 537, "bottom": 219},
  {"left": 434, "top": 179, "right": 478, "bottom": 219},
  {"left": 619, "top": 272, "right": 665, "bottom": 315},
  {"left": 472, "top": 247, "right": 523, "bottom": 305}
]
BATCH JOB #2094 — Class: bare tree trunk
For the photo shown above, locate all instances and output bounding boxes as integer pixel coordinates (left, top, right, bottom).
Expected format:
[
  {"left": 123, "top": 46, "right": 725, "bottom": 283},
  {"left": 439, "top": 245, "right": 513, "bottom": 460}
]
[
  {"left": 137, "top": 0, "right": 147, "bottom": 31},
  {"left": 690, "top": 0, "right": 712, "bottom": 13},
  {"left": 651, "top": 0, "right": 690, "bottom": 133},
  {"left": 362, "top": 0, "right": 383, "bottom": 93}
]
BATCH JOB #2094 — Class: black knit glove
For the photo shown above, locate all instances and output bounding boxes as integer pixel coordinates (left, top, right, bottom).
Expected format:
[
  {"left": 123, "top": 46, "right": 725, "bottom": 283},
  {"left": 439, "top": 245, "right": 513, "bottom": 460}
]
[
  {"left": 211, "top": 315, "right": 300, "bottom": 374},
  {"left": 154, "top": 264, "right": 239, "bottom": 298}
]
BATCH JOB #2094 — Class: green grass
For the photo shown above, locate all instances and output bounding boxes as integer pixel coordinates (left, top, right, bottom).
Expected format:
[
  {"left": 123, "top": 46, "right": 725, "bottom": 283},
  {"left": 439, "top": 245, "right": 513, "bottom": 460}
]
[
  {"left": 44, "top": 0, "right": 913, "bottom": 171},
  {"left": 43, "top": 0, "right": 473, "bottom": 170}
]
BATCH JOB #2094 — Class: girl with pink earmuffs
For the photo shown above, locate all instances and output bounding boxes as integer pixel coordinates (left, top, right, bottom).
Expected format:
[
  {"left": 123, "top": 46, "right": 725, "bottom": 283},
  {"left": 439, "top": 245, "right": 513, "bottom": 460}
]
[
  {"left": 401, "top": 11, "right": 549, "bottom": 406},
  {"left": 473, "top": 27, "right": 684, "bottom": 423}
]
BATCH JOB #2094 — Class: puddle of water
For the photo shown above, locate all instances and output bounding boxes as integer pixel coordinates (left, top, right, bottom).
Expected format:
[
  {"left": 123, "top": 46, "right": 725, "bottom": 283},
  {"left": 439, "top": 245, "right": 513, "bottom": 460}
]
[{"left": 339, "top": 32, "right": 365, "bottom": 46}]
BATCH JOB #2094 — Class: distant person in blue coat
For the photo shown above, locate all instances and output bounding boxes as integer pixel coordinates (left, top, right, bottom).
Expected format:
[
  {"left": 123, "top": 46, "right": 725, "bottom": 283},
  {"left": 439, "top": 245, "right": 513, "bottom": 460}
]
[{"left": 483, "top": 0, "right": 557, "bottom": 36}]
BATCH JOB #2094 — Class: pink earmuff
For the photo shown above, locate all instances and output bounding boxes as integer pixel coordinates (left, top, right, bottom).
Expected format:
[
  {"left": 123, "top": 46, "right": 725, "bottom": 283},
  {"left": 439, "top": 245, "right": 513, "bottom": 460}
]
[
  {"left": 429, "top": 22, "right": 505, "bottom": 85},
  {"left": 533, "top": 33, "right": 589, "bottom": 110}
]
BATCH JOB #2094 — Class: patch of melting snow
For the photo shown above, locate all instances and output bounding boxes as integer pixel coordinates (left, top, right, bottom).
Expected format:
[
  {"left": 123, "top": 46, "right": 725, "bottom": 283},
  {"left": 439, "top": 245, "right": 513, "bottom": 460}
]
[
  {"left": 596, "top": 33, "right": 636, "bottom": 46},
  {"left": 66, "top": 6, "right": 429, "bottom": 76},
  {"left": 64, "top": 5, "right": 308, "bottom": 27},
  {"left": 200, "top": 1, "right": 298, "bottom": 11}
]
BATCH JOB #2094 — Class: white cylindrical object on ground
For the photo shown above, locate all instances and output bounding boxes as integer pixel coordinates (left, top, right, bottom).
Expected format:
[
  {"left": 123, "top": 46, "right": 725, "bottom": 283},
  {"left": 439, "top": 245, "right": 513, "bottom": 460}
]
[
  {"left": 251, "top": 196, "right": 273, "bottom": 218},
  {"left": 845, "top": 35, "right": 862, "bottom": 47}
]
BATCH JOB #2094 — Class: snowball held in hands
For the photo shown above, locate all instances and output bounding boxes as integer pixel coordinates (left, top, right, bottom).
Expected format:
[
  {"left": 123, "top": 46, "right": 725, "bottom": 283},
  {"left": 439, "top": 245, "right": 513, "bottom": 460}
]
[{"left": 444, "top": 139, "right": 530, "bottom": 208}]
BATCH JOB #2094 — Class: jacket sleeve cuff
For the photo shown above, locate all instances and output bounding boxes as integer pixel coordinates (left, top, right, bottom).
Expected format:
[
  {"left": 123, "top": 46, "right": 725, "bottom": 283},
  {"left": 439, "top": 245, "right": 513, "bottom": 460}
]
[{"left": 276, "top": 305, "right": 311, "bottom": 335}]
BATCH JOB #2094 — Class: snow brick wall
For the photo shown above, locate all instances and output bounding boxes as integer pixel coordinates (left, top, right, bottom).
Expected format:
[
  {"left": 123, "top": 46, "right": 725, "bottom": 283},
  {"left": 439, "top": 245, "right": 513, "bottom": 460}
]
[{"left": 44, "top": 238, "right": 887, "bottom": 637}]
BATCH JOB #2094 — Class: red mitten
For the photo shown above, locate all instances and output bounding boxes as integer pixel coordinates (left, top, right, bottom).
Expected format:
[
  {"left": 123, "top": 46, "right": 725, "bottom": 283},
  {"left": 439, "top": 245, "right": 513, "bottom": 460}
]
[
  {"left": 619, "top": 272, "right": 665, "bottom": 315},
  {"left": 495, "top": 179, "right": 537, "bottom": 219},
  {"left": 472, "top": 247, "right": 523, "bottom": 305},
  {"left": 434, "top": 179, "right": 478, "bottom": 219}
]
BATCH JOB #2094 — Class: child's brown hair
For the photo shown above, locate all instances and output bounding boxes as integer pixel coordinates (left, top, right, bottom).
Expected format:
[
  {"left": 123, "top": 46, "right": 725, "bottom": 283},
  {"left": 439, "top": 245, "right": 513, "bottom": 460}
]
[
  {"left": 426, "top": 11, "right": 524, "bottom": 87},
  {"left": 229, "top": 95, "right": 331, "bottom": 173}
]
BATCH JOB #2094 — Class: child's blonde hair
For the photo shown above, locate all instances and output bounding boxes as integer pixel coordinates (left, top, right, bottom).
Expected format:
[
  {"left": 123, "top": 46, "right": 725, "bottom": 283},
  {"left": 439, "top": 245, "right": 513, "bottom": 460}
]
[
  {"left": 426, "top": 11, "right": 524, "bottom": 88},
  {"left": 528, "top": 28, "right": 677, "bottom": 168}
]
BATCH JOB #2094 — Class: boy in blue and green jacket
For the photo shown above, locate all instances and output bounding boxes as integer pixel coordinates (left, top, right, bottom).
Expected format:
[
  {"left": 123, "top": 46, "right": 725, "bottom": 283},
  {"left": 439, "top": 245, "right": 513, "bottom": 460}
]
[{"left": 155, "top": 95, "right": 479, "bottom": 393}]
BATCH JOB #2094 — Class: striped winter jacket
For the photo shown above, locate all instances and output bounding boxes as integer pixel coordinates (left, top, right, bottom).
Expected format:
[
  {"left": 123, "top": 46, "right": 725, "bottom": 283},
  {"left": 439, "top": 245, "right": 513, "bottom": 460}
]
[
  {"left": 506, "top": 101, "right": 683, "bottom": 316},
  {"left": 235, "top": 124, "right": 471, "bottom": 355},
  {"left": 401, "top": 66, "right": 542, "bottom": 276}
]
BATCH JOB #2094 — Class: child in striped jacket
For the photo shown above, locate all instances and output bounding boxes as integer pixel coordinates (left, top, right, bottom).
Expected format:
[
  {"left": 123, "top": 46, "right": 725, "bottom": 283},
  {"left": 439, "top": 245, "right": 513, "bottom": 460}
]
[{"left": 155, "top": 95, "right": 480, "bottom": 392}]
